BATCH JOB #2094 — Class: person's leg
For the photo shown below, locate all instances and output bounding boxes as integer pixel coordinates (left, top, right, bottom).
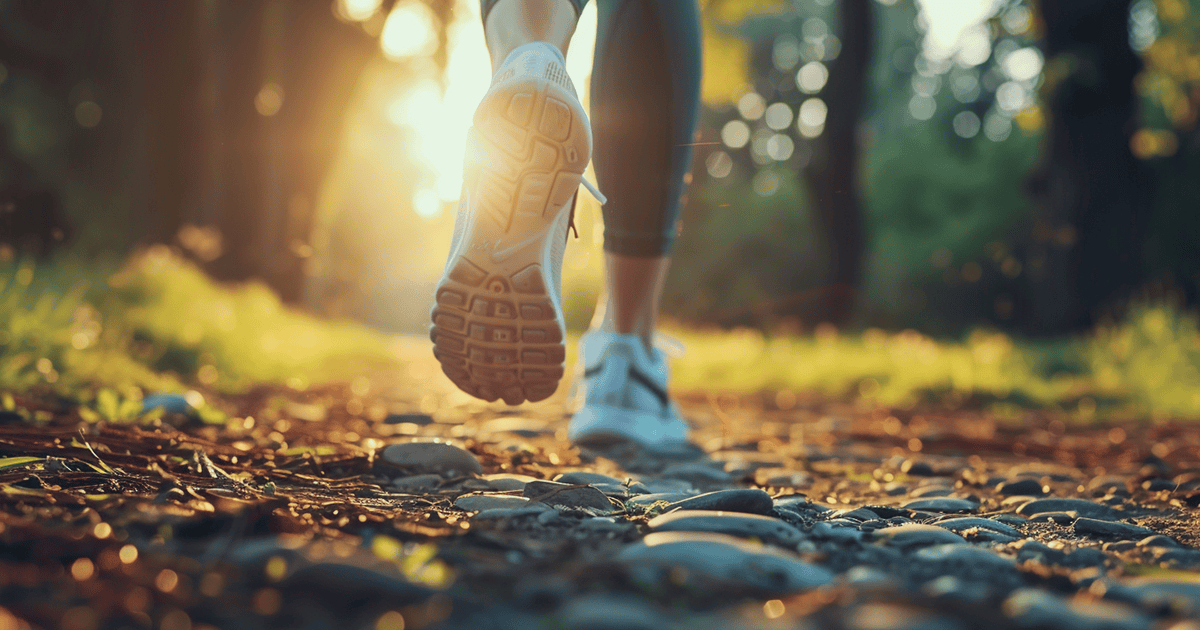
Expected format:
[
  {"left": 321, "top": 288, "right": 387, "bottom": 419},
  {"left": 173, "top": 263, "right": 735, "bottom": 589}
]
[
  {"left": 590, "top": 0, "right": 703, "bottom": 351},
  {"left": 481, "top": 0, "right": 583, "bottom": 68},
  {"left": 567, "top": 0, "right": 702, "bottom": 450}
]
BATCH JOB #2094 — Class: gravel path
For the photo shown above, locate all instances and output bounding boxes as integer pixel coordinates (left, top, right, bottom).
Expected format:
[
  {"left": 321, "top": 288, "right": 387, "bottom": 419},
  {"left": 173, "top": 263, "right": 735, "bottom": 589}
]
[{"left": 1, "top": 343, "right": 1199, "bottom": 630}]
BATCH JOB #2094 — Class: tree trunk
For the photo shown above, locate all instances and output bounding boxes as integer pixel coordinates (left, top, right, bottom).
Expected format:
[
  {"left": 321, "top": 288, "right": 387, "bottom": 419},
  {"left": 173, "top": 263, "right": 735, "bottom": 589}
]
[
  {"left": 798, "top": 0, "right": 871, "bottom": 326},
  {"left": 1023, "top": 0, "right": 1146, "bottom": 334}
]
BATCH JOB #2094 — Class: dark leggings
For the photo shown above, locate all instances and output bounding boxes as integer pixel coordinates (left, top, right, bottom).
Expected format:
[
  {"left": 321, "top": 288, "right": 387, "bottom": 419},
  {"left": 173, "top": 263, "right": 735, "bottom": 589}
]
[{"left": 480, "top": 0, "right": 703, "bottom": 257}]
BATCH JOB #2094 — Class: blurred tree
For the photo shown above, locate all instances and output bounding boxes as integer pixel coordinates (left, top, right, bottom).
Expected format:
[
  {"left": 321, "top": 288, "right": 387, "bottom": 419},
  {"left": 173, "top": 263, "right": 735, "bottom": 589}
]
[{"left": 1024, "top": 0, "right": 1148, "bottom": 333}]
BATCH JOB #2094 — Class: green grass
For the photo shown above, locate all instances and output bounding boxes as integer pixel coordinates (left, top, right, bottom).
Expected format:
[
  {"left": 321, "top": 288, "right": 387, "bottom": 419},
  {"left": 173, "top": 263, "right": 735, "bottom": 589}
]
[
  {"left": 0, "top": 246, "right": 403, "bottom": 413},
  {"left": 666, "top": 304, "right": 1200, "bottom": 421},
  {"left": 4, "top": 246, "right": 1200, "bottom": 423}
]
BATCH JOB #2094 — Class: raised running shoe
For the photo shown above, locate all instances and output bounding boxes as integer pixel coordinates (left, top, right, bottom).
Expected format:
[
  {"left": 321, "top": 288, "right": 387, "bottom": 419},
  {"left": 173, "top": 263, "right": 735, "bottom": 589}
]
[
  {"left": 431, "top": 42, "right": 604, "bottom": 405},
  {"left": 567, "top": 329, "right": 692, "bottom": 450}
]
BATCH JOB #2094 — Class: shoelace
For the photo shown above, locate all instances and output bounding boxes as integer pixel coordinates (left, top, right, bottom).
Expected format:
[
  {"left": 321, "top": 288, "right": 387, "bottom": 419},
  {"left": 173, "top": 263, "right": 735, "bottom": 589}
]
[{"left": 567, "top": 177, "right": 607, "bottom": 240}]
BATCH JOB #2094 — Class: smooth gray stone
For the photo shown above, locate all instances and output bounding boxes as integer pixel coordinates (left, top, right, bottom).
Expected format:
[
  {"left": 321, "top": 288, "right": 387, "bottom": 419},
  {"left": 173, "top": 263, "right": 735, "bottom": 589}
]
[
  {"left": 773, "top": 495, "right": 812, "bottom": 510},
  {"left": 1016, "top": 498, "right": 1117, "bottom": 519},
  {"left": 914, "top": 544, "right": 1015, "bottom": 570},
  {"left": 554, "top": 472, "right": 627, "bottom": 486},
  {"left": 843, "top": 566, "right": 895, "bottom": 587},
  {"left": 616, "top": 531, "right": 834, "bottom": 592},
  {"left": 648, "top": 510, "right": 805, "bottom": 547},
  {"left": 1149, "top": 547, "right": 1200, "bottom": 566},
  {"left": 483, "top": 473, "right": 538, "bottom": 492},
  {"left": 835, "top": 508, "right": 880, "bottom": 521},
  {"left": 454, "top": 494, "right": 535, "bottom": 512},
  {"left": 934, "top": 517, "right": 1021, "bottom": 537},
  {"left": 562, "top": 594, "right": 665, "bottom": 630},
  {"left": 1029, "top": 511, "right": 1078, "bottom": 524},
  {"left": 903, "top": 498, "right": 978, "bottom": 513},
  {"left": 381, "top": 441, "right": 482, "bottom": 476},
  {"left": 471, "top": 504, "right": 553, "bottom": 520},
  {"left": 1135, "top": 534, "right": 1178, "bottom": 548},
  {"left": 874, "top": 524, "right": 965, "bottom": 549},
  {"left": 391, "top": 474, "right": 443, "bottom": 491},
  {"left": 992, "top": 514, "right": 1029, "bottom": 527},
  {"left": 844, "top": 602, "right": 965, "bottom": 630},
  {"left": 666, "top": 489, "right": 774, "bottom": 515},
  {"left": 637, "top": 478, "right": 697, "bottom": 494},
  {"left": 1102, "top": 541, "right": 1139, "bottom": 553},
  {"left": 996, "top": 478, "right": 1046, "bottom": 496},
  {"left": 384, "top": 412, "right": 434, "bottom": 425},
  {"left": 1003, "top": 588, "right": 1151, "bottom": 630},
  {"left": 1073, "top": 517, "right": 1154, "bottom": 539},
  {"left": 923, "top": 575, "right": 991, "bottom": 603},
  {"left": 626, "top": 493, "right": 694, "bottom": 508},
  {"left": 524, "top": 480, "right": 615, "bottom": 511},
  {"left": 1065, "top": 547, "right": 1107, "bottom": 566},
  {"left": 1120, "top": 576, "right": 1200, "bottom": 610}
]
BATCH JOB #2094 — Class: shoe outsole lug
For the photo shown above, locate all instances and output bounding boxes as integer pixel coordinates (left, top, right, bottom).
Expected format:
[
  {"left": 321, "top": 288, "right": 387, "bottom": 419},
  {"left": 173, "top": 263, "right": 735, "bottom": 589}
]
[{"left": 432, "top": 77, "right": 589, "bottom": 405}]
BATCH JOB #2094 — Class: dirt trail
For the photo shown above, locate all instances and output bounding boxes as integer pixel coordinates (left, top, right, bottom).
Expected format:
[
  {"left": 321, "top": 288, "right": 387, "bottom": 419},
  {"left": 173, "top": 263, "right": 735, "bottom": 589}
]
[{"left": 1, "top": 338, "right": 1199, "bottom": 630}]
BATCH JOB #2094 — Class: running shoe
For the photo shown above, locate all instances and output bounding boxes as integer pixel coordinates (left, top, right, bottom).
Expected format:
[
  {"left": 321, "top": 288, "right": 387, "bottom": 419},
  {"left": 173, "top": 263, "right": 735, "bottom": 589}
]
[
  {"left": 431, "top": 42, "right": 604, "bottom": 405},
  {"left": 567, "top": 329, "right": 691, "bottom": 450}
]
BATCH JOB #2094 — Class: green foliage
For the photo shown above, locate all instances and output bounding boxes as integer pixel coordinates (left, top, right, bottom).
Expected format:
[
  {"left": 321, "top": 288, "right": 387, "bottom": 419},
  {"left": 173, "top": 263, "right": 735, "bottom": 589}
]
[
  {"left": 666, "top": 301, "right": 1200, "bottom": 421},
  {"left": 0, "top": 247, "right": 403, "bottom": 413}
]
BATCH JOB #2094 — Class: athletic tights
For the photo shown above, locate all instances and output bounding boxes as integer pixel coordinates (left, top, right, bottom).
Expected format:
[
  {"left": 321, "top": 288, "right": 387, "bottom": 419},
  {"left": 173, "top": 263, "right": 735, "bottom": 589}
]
[{"left": 480, "top": 0, "right": 702, "bottom": 257}]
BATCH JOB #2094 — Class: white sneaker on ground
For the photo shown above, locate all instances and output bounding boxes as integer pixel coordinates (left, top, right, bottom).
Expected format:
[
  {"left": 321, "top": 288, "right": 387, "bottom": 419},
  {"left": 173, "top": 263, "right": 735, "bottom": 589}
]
[
  {"left": 567, "top": 329, "right": 692, "bottom": 451},
  {"left": 431, "top": 42, "right": 604, "bottom": 405}
]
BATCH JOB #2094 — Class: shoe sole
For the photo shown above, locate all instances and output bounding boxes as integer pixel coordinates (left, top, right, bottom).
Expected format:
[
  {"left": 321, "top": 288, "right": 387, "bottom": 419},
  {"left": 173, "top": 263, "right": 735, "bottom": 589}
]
[{"left": 431, "top": 78, "right": 590, "bottom": 405}]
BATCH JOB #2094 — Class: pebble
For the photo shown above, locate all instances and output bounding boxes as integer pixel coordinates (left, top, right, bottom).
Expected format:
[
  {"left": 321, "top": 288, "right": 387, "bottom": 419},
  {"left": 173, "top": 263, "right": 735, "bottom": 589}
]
[
  {"left": 873, "top": 524, "right": 965, "bottom": 550},
  {"left": 934, "top": 517, "right": 1021, "bottom": 537},
  {"left": 617, "top": 531, "right": 834, "bottom": 593},
  {"left": 1002, "top": 589, "right": 1151, "bottom": 630},
  {"left": 647, "top": 510, "right": 806, "bottom": 547},
  {"left": 384, "top": 412, "right": 433, "bottom": 425},
  {"left": 907, "top": 485, "right": 955, "bottom": 498},
  {"left": 454, "top": 494, "right": 534, "bottom": 512},
  {"left": 666, "top": 489, "right": 774, "bottom": 515},
  {"left": 923, "top": 575, "right": 991, "bottom": 603},
  {"left": 524, "top": 481, "right": 615, "bottom": 511},
  {"left": 554, "top": 472, "right": 627, "bottom": 486},
  {"left": 483, "top": 473, "right": 539, "bottom": 492},
  {"left": 626, "top": 492, "right": 695, "bottom": 509},
  {"left": 1135, "top": 534, "right": 1178, "bottom": 548},
  {"left": 472, "top": 504, "right": 554, "bottom": 521},
  {"left": 1119, "top": 576, "right": 1200, "bottom": 612},
  {"left": 914, "top": 544, "right": 1016, "bottom": 571},
  {"left": 843, "top": 602, "right": 965, "bottom": 630},
  {"left": 1073, "top": 517, "right": 1154, "bottom": 540},
  {"left": 1029, "top": 511, "right": 1077, "bottom": 524},
  {"left": 842, "top": 566, "right": 895, "bottom": 587},
  {"left": 996, "top": 478, "right": 1047, "bottom": 496},
  {"left": 381, "top": 440, "right": 482, "bottom": 476},
  {"left": 902, "top": 498, "right": 978, "bottom": 513},
  {"left": 391, "top": 474, "right": 443, "bottom": 491},
  {"left": 1015, "top": 498, "right": 1117, "bottom": 520}
]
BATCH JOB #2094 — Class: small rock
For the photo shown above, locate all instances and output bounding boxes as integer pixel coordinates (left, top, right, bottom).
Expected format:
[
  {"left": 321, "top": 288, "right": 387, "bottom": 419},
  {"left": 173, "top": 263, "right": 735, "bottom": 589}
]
[
  {"left": 1002, "top": 589, "right": 1151, "bottom": 630},
  {"left": 483, "top": 473, "right": 539, "bottom": 492},
  {"left": 554, "top": 472, "right": 627, "bottom": 486},
  {"left": 647, "top": 510, "right": 805, "bottom": 547},
  {"left": 923, "top": 575, "right": 991, "bottom": 604},
  {"left": 381, "top": 440, "right": 482, "bottom": 476},
  {"left": 1073, "top": 518, "right": 1154, "bottom": 540},
  {"left": 454, "top": 494, "right": 534, "bottom": 512},
  {"left": 1135, "top": 534, "right": 1178, "bottom": 549},
  {"left": 996, "top": 478, "right": 1046, "bottom": 496},
  {"left": 667, "top": 489, "right": 774, "bottom": 515},
  {"left": 616, "top": 531, "right": 833, "bottom": 593},
  {"left": 384, "top": 413, "right": 433, "bottom": 425},
  {"left": 908, "top": 485, "right": 955, "bottom": 498},
  {"left": 914, "top": 544, "right": 1016, "bottom": 571},
  {"left": 391, "top": 474, "right": 443, "bottom": 491},
  {"left": 1029, "top": 511, "right": 1078, "bottom": 525},
  {"left": 1016, "top": 498, "right": 1118, "bottom": 520},
  {"left": 524, "top": 481, "right": 615, "bottom": 511},
  {"left": 627, "top": 493, "right": 695, "bottom": 509},
  {"left": 874, "top": 524, "right": 965, "bottom": 550},
  {"left": 903, "top": 498, "right": 978, "bottom": 513},
  {"left": 934, "top": 517, "right": 1021, "bottom": 538},
  {"left": 842, "top": 566, "right": 895, "bottom": 587},
  {"left": 471, "top": 504, "right": 553, "bottom": 520},
  {"left": 1120, "top": 576, "right": 1200, "bottom": 612}
]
